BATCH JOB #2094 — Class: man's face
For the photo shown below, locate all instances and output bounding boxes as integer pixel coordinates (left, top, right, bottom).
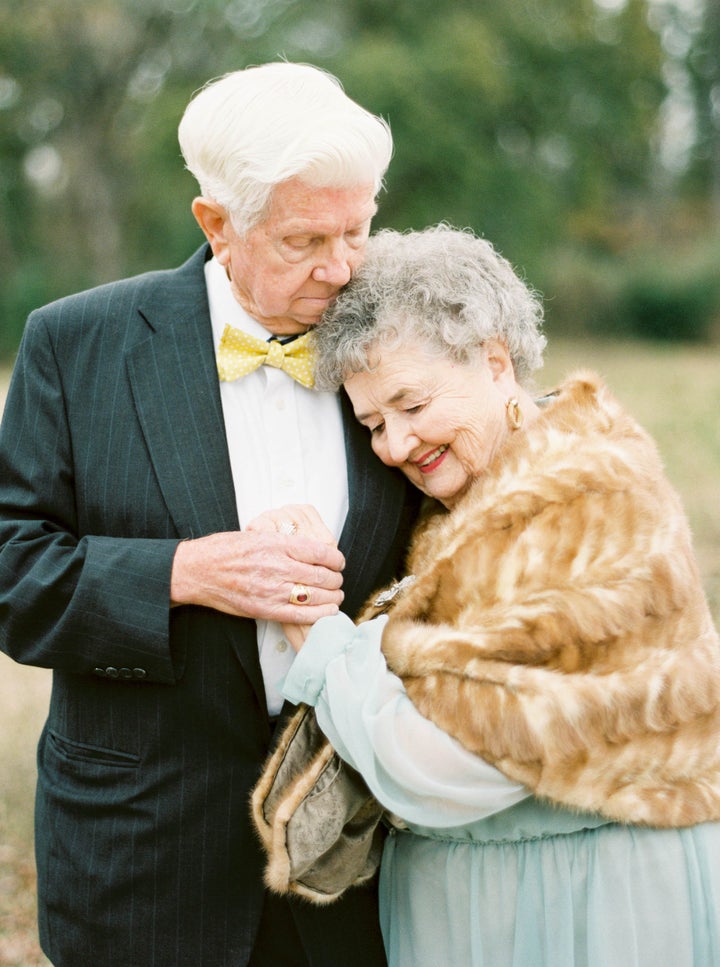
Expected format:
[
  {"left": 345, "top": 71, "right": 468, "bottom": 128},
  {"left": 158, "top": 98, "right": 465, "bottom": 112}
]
[{"left": 225, "top": 178, "right": 377, "bottom": 336}]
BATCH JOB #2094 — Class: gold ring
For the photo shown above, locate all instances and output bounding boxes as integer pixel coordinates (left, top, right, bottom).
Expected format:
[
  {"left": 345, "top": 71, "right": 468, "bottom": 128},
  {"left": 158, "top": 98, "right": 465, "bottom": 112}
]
[
  {"left": 278, "top": 521, "right": 298, "bottom": 536},
  {"left": 289, "top": 584, "right": 312, "bottom": 605}
]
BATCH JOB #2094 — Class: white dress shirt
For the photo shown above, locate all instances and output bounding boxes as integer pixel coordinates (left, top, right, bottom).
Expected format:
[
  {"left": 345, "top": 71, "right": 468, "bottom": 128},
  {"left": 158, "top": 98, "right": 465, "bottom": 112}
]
[{"left": 204, "top": 256, "right": 348, "bottom": 714}]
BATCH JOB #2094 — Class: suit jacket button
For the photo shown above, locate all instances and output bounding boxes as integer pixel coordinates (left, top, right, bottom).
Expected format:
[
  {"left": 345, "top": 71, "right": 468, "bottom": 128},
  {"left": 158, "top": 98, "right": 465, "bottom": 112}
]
[
  {"left": 94, "top": 667, "right": 107, "bottom": 677},
  {"left": 105, "top": 666, "right": 119, "bottom": 678},
  {"left": 133, "top": 668, "right": 147, "bottom": 680},
  {"left": 119, "top": 667, "right": 133, "bottom": 679}
]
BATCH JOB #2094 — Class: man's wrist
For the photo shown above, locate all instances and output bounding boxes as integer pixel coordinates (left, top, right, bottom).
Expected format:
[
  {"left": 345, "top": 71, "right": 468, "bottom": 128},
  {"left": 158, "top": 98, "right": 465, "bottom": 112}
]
[{"left": 170, "top": 538, "right": 199, "bottom": 607}]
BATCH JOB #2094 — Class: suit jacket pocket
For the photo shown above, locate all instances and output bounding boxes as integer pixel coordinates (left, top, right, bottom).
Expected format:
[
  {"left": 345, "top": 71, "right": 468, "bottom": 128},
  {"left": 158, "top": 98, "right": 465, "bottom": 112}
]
[{"left": 47, "top": 729, "right": 140, "bottom": 769}]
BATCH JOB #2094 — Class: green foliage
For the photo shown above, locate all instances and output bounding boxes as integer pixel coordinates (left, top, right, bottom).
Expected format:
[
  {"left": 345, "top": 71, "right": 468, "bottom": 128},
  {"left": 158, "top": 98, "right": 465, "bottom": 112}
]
[
  {"left": 541, "top": 235, "right": 720, "bottom": 342},
  {"left": 0, "top": 265, "right": 50, "bottom": 359},
  {"left": 621, "top": 255, "right": 720, "bottom": 341},
  {"left": 0, "top": 0, "right": 718, "bottom": 358},
  {"left": 324, "top": 0, "right": 666, "bottom": 272}
]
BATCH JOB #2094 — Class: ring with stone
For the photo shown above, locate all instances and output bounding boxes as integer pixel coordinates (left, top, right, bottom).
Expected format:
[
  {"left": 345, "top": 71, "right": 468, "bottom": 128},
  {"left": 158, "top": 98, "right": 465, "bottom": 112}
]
[
  {"left": 278, "top": 520, "right": 298, "bottom": 536},
  {"left": 289, "top": 584, "right": 312, "bottom": 605}
]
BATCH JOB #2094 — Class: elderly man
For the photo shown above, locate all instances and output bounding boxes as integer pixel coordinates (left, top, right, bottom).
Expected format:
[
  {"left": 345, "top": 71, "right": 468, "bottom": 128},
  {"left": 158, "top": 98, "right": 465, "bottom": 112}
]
[{"left": 0, "top": 63, "right": 417, "bottom": 967}]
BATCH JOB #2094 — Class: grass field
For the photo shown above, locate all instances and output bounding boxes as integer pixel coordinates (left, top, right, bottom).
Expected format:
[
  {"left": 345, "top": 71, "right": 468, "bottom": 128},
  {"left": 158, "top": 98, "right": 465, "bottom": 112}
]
[{"left": 0, "top": 337, "right": 718, "bottom": 965}]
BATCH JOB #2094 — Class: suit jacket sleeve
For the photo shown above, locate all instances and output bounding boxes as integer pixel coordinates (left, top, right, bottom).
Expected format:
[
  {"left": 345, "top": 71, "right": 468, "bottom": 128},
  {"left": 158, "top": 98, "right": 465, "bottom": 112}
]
[{"left": 0, "top": 307, "right": 179, "bottom": 683}]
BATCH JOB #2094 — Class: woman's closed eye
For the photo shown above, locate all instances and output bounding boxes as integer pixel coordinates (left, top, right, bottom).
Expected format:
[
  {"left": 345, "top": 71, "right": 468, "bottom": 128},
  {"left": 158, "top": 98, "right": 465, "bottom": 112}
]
[{"left": 367, "top": 402, "right": 425, "bottom": 435}]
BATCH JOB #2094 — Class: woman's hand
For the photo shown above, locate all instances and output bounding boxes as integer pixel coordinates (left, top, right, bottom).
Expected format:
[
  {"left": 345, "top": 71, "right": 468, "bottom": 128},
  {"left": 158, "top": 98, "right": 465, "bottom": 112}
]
[
  {"left": 245, "top": 504, "right": 337, "bottom": 546},
  {"left": 282, "top": 622, "right": 312, "bottom": 653}
]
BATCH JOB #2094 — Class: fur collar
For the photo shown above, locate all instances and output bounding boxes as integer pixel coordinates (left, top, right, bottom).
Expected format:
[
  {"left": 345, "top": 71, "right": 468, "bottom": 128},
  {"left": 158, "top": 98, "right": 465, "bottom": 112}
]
[{"left": 369, "top": 372, "right": 720, "bottom": 827}]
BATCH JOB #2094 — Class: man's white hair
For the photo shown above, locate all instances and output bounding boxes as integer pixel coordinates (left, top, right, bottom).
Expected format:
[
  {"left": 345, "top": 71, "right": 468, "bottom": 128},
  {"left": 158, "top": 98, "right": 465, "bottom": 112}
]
[{"left": 178, "top": 62, "right": 393, "bottom": 236}]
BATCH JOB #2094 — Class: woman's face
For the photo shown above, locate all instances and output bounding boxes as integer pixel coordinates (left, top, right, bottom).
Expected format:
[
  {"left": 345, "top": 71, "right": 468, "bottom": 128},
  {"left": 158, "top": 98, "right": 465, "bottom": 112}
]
[{"left": 345, "top": 340, "right": 518, "bottom": 507}]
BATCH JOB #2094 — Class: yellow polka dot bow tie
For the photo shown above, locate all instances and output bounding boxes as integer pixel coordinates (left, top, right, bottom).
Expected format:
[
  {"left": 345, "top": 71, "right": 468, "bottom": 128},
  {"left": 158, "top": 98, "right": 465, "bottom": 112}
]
[{"left": 216, "top": 325, "right": 316, "bottom": 388}]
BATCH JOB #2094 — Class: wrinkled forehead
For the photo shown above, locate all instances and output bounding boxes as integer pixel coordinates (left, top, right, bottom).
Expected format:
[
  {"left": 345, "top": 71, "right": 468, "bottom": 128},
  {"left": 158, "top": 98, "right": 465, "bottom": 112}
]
[
  {"left": 344, "top": 341, "right": 450, "bottom": 411},
  {"left": 263, "top": 178, "right": 378, "bottom": 232}
]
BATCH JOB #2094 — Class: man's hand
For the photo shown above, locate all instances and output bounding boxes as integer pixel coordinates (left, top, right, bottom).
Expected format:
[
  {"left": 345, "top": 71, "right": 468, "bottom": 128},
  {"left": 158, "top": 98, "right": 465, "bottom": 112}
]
[{"left": 170, "top": 526, "right": 344, "bottom": 623}]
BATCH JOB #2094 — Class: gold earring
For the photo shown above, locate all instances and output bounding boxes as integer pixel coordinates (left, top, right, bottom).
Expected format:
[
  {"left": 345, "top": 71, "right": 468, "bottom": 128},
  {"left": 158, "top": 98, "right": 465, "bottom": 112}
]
[{"left": 505, "top": 397, "right": 523, "bottom": 431}]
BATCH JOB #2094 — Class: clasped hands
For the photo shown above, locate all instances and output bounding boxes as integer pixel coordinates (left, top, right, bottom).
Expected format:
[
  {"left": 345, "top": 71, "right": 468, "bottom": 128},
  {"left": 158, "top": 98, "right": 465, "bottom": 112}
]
[{"left": 170, "top": 504, "right": 340, "bottom": 651}]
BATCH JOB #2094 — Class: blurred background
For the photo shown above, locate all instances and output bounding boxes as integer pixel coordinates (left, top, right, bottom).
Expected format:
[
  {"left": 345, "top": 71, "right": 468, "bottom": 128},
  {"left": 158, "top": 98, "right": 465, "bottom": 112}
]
[
  {"left": 2, "top": 0, "right": 720, "bottom": 354},
  {"left": 0, "top": 0, "right": 719, "bottom": 963}
]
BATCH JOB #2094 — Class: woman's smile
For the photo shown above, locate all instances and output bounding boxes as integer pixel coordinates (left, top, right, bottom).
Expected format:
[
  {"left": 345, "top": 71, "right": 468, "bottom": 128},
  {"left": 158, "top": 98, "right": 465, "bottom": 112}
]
[{"left": 414, "top": 445, "right": 449, "bottom": 474}]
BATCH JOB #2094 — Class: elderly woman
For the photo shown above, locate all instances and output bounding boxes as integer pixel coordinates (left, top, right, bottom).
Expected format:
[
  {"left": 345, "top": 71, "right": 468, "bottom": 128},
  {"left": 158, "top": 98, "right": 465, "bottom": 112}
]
[{"left": 252, "top": 225, "right": 720, "bottom": 967}]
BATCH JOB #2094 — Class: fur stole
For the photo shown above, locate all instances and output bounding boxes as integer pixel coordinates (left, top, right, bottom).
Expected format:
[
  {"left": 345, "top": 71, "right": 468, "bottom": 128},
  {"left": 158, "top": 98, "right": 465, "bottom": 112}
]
[{"left": 364, "top": 371, "right": 720, "bottom": 828}]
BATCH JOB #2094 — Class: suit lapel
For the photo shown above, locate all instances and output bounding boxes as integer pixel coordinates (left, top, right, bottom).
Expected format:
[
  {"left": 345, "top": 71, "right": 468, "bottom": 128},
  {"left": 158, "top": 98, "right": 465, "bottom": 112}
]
[
  {"left": 338, "top": 390, "right": 410, "bottom": 616},
  {"left": 126, "top": 246, "right": 266, "bottom": 710},
  {"left": 126, "top": 246, "right": 239, "bottom": 539}
]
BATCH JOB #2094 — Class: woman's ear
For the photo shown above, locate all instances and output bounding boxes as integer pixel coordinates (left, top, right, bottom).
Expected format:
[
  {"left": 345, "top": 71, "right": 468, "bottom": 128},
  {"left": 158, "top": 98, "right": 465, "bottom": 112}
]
[
  {"left": 191, "top": 197, "right": 234, "bottom": 266},
  {"left": 485, "top": 338, "right": 515, "bottom": 384}
]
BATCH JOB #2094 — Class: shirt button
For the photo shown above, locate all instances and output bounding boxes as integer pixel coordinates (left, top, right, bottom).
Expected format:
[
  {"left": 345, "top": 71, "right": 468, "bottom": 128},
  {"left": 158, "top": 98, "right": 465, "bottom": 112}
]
[
  {"left": 276, "top": 639, "right": 288, "bottom": 653},
  {"left": 276, "top": 398, "right": 286, "bottom": 411}
]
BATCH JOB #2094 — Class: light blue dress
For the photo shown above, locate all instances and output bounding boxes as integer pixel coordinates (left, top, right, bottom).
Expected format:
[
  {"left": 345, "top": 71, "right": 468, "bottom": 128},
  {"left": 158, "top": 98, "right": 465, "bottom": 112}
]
[{"left": 282, "top": 613, "right": 720, "bottom": 967}]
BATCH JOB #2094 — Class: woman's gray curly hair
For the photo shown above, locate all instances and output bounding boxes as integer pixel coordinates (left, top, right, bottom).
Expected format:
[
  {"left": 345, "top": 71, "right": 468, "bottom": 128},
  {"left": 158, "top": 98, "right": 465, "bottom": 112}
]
[{"left": 313, "top": 224, "right": 546, "bottom": 390}]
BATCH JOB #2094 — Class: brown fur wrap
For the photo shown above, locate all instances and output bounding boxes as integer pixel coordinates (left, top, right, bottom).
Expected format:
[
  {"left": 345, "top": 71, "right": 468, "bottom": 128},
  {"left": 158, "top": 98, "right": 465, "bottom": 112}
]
[{"left": 367, "top": 372, "right": 720, "bottom": 828}]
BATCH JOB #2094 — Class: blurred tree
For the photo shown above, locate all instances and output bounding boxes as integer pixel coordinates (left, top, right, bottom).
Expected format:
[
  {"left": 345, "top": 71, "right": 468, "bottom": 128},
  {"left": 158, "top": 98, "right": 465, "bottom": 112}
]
[
  {"left": 0, "top": 0, "right": 301, "bottom": 352},
  {"left": 668, "top": 0, "right": 720, "bottom": 216},
  {"left": 0, "top": 0, "right": 716, "bottom": 355},
  {"left": 274, "top": 0, "right": 667, "bottom": 269}
]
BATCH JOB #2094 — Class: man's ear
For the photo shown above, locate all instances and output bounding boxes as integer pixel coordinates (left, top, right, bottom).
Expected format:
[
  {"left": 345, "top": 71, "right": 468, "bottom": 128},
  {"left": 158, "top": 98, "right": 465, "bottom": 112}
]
[{"left": 191, "top": 197, "right": 234, "bottom": 266}]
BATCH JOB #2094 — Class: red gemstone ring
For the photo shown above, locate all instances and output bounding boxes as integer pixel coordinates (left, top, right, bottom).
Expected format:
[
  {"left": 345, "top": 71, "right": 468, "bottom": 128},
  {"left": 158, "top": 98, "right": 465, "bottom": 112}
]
[{"left": 289, "top": 584, "right": 312, "bottom": 606}]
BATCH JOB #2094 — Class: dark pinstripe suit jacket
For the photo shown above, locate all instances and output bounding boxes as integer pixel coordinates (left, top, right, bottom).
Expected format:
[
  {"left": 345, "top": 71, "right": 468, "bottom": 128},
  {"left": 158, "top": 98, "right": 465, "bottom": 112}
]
[{"left": 0, "top": 245, "right": 417, "bottom": 967}]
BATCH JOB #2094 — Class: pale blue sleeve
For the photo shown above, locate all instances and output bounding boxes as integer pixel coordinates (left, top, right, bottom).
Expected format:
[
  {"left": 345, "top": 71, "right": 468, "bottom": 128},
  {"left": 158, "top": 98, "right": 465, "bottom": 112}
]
[{"left": 282, "top": 613, "right": 530, "bottom": 829}]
